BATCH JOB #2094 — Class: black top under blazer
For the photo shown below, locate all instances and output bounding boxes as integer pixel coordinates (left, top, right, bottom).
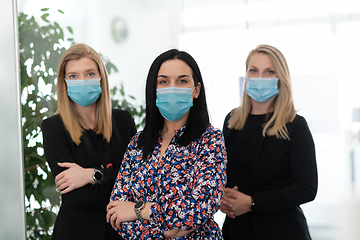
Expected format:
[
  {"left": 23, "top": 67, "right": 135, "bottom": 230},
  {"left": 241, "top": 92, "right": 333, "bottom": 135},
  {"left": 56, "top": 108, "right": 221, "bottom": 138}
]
[
  {"left": 41, "top": 109, "right": 136, "bottom": 240},
  {"left": 222, "top": 113, "right": 318, "bottom": 240}
]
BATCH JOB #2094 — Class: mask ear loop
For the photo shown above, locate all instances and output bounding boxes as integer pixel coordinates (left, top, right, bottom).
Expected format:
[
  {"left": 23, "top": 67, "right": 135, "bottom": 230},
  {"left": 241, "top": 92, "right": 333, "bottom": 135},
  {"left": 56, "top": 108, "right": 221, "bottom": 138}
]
[
  {"left": 192, "top": 85, "right": 200, "bottom": 100},
  {"left": 192, "top": 81, "right": 199, "bottom": 92}
]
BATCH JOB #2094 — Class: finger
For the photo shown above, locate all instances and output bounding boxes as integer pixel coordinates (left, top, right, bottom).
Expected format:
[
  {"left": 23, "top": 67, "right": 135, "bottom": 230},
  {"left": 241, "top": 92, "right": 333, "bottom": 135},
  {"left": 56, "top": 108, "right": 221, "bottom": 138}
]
[
  {"left": 224, "top": 188, "right": 237, "bottom": 194},
  {"left": 55, "top": 177, "right": 66, "bottom": 188},
  {"left": 57, "top": 176, "right": 72, "bottom": 190},
  {"left": 221, "top": 209, "right": 236, "bottom": 218},
  {"left": 108, "top": 207, "right": 119, "bottom": 225},
  {"left": 220, "top": 204, "right": 232, "bottom": 212},
  {"left": 220, "top": 202, "right": 233, "bottom": 212},
  {"left": 220, "top": 206, "right": 231, "bottom": 213},
  {"left": 223, "top": 188, "right": 235, "bottom": 196},
  {"left": 60, "top": 186, "right": 72, "bottom": 194},
  {"left": 222, "top": 191, "right": 234, "bottom": 198},
  {"left": 107, "top": 206, "right": 116, "bottom": 216},
  {"left": 220, "top": 199, "right": 231, "bottom": 208},
  {"left": 221, "top": 198, "right": 234, "bottom": 208},
  {"left": 221, "top": 209, "right": 235, "bottom": 218},
  {"left": 110, "top": 213, "right": 117, "bottom": 229},
  {"left": 222, "top": 194, "right": 233, "bottom": 201},
  {"left": 106, "top": 208, "right": 115, "bottom": 223},
  {"left": 56, "top": 181, "right": 67, "bottom": 191},
  {"left": 58, "top": 162, "right": 73, "bottom": 168},
  {"left": 55, "top": 172, "right": 64, "bottom": 182},
  {"left": 224, "top": 188, "right": 238, "bottom": 198},
  {"left": 106, "top": 211, "right": 111, "bottom": 223},
  {"left": 107, "top": 201, "right": 116, "bottom": 211},
  {"left": 164, "top": 229, "right": 179, "bottom": 238},
  {"left": 233, "top": 186, "right": 239, "bottom": 191},
  {"left": 116, "top": 217, "right": 122, "bottom": 230},
  {"left": 221, "top": 197, "right": 233, "bottom": 208},
  {"left": 106, "top": 201, "right": 116, "bottom": 211}
]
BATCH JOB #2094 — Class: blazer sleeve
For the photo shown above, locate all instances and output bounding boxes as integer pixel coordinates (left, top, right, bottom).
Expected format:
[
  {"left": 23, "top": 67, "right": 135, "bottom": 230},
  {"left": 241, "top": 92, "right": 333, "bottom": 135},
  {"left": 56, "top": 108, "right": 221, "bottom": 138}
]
[
  {"left": 41, "top": 112, "right": 136, "bottom": 210},
  {"left": 41, "top": 115, "right": 77, "bottom": 178},
  {"left": 222, "top": 112, "right": 232, "bottom": 138},
  {"left": 251, "top": 115, "right": 318, "bottom": 213}
]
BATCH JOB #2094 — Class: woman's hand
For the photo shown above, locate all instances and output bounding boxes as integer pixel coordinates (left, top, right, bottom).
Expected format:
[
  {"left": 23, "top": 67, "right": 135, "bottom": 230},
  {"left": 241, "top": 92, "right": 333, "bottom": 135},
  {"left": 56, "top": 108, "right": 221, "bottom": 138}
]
[
  {"left": 164, "top": 227, "right": 199, "bottom": 238},
  {"left": 55, "top": 162, "right": 94, "bottom": 194},
  {"left": 220, "top": 186, "right": 252, "bottom": 218},
  {"left": 106, "top": 201, "right": 198, "bottom": 237},
  {"left": 106, "top": 201, "right": 137, "bottom": 229}
]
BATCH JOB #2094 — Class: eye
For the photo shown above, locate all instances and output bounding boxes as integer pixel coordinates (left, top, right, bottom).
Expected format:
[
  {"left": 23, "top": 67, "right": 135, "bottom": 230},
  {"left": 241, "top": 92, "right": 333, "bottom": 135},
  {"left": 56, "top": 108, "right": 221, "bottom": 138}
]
[
  {"left": 178, "top": 79, "right": 187, "bottom": 84},
  {"left": 158, "top": 80, "right": 168, "bottom": 85},
  {"left": 249, "top": 69, "right": 257, "bottom": 73},
  {"left": 87, "top": 72, "right": 95, "bottom": 77},
  {"left": 267, "top": 70, "right": 275, "bottom": 74},
  {"left": 69, "top": 74, "right": 77, "bottom": 79}
]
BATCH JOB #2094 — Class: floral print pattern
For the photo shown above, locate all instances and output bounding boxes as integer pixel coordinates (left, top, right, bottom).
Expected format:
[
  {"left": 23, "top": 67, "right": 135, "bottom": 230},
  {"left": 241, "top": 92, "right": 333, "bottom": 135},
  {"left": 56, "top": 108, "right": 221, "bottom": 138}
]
[{"left": 110, "top": 125, "right": 227, "bottom": 239}]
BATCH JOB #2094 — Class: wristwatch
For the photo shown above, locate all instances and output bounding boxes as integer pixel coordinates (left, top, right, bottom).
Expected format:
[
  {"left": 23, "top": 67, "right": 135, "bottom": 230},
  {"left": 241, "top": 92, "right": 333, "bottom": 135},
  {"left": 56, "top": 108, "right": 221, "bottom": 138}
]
[
  {"left": 93, "top": 168, "right": 103, "bottom": 184},
  {"left": 134, "top": 201, "right": 145, "bottom": 220}
]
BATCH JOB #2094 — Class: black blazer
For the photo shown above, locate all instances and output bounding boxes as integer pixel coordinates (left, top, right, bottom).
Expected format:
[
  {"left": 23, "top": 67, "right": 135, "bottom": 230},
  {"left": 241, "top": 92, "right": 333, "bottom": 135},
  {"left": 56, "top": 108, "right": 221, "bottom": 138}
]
[
  {"left": 41, "top": 109, "right": 136, "bottom": 240},
  {"left": 222, "top": 113, "right": 318, "bottom": 240}
]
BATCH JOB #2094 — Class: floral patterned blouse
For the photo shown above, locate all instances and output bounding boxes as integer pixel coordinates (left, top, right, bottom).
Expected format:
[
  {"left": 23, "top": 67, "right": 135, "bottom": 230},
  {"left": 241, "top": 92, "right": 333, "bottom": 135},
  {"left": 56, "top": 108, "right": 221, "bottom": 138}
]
[{"left": 110, "top": 125, "right": 227, "bottom": 239}]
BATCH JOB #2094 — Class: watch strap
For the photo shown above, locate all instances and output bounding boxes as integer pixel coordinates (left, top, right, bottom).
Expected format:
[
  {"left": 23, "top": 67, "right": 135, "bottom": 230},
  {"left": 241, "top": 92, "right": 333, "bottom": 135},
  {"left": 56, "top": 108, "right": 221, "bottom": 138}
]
[
  {"left": 134, "top": 201, "right": 145, "bottom": 220},
  {"left": 250, "top": 196, "right": 255, "bottom": 211}
]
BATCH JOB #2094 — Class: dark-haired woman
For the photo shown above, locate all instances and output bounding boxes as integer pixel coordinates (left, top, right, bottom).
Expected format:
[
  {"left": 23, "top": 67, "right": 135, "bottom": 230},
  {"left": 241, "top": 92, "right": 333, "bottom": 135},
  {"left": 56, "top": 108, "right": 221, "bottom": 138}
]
[{"left": 106, "top": 49, "right": 227, "bottom": 239}]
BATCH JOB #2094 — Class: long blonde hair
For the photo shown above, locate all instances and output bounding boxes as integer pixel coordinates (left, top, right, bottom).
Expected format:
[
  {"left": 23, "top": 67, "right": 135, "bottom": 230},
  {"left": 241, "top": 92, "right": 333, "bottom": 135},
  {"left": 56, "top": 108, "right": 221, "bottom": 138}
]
[
  {"left": 56, "top": 43, "right": 112, "bottom": 145},
  {"left": 228, "top": 44, "right": 296, "bottom": 140}
]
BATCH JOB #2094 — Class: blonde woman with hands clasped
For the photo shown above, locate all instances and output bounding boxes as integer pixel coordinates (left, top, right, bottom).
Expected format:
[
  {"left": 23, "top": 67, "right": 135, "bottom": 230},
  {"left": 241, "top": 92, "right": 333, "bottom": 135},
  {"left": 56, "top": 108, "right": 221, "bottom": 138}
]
[{"left": 220, "top": 44, "right": 317, "bottom": 240}]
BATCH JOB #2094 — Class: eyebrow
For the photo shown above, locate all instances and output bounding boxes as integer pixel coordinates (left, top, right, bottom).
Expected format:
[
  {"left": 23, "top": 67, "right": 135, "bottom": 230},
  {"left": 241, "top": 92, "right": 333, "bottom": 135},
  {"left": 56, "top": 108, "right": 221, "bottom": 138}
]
[
  {"left": 248, "top": 66, "right": 274, "bottom": 70},
  {"left": 157, "top": 75, "right": 168, "bottom": 78},
  {"left": 66, "top": 68, "right": 98, "bottom": 75},
  {"left": 178, "top": 74, "right": 191, "bottom": 78},
  {"left": 66, "top": 72, "right": 77, "bottom": 77},
  {"left": 157, "top": 74, "right": 191, "bottom": 78}
]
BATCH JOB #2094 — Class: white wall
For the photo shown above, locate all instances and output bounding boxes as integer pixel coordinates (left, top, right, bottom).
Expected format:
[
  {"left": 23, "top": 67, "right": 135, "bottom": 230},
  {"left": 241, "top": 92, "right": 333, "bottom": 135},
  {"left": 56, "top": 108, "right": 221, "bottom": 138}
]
[{"left": 19, "top": 0, "right": 183, "bottom": 105}]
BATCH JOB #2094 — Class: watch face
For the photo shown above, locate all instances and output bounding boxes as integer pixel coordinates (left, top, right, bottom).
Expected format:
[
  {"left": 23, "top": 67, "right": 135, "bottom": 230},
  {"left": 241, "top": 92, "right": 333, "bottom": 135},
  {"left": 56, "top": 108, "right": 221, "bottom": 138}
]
[
  {"left": 94, "top": 171, "right": 103, "bottom": 181},
  {"left": 135, "top": 201, "right": 144, "bottom": 209}
]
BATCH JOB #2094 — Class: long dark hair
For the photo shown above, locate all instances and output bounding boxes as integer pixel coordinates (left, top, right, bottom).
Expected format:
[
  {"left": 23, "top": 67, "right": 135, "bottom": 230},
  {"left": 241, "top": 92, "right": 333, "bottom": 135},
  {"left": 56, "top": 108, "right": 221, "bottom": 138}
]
[{"left": 138, "top": 49, "right": 210, "bottom": 160}]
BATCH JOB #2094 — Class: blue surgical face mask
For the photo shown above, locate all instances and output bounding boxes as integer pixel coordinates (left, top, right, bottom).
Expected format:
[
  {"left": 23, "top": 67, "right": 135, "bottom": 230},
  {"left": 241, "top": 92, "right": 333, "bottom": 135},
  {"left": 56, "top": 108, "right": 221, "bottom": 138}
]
[
  {"left": 245, "top": 77, "right": 279, "bottom": 103},
  {"left": 156, "top": 87, "right": 194, "bottom": 122},
  {"left": 65, "top": 78, "right": 102, "bottom": 107}
]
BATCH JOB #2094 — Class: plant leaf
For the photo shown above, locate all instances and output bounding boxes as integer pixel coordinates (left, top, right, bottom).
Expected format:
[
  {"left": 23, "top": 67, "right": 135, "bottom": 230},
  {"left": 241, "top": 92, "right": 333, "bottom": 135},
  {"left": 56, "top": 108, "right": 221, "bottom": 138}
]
[
  {"left": 67, "top": 26, "right": 73, "bottom": 34},
  {"left": 41, "top": 13, "right": 50, "bottom": 23}
]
